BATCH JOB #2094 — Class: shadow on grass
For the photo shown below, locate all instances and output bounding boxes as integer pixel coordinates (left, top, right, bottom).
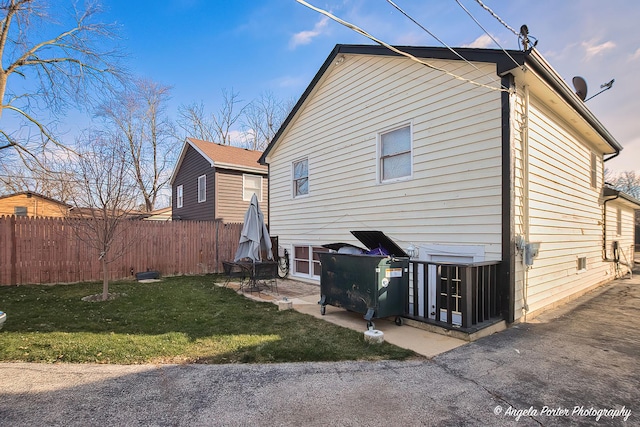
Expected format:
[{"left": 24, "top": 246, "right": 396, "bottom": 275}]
[{"left": 0, "top": 275, "right": 416, "bottom": 363}]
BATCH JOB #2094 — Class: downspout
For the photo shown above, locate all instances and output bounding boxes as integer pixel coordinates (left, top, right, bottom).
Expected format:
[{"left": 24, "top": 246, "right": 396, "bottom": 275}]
[
  {"left": 603, "top": 149, "right": 621, "bottom": 163},
  {"left": 521, "top": 84, "right": 530, "bottom": 319}
]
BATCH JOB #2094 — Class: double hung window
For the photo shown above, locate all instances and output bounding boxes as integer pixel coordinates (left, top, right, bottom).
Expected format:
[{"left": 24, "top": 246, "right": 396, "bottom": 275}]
[
  {"left": 198, "top": 175, "right": 206, "bottom": 203},
  {"left": 293, "top": 158, "right": 308, "bottom": 197},
  {"left": 379, "top": 124, "right": 412, "bottom": 182}
]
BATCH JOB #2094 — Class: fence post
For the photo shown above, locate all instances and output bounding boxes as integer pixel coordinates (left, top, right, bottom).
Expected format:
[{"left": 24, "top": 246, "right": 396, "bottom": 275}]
[
  {"left": 10, "top": 215, "right": 17, "bottom": 286},
  {"left": 462, "top": 266, "right": 473, "bottom": 328},
  {"left": 215, "top": 220, "right": 220, "bottom": 273}
]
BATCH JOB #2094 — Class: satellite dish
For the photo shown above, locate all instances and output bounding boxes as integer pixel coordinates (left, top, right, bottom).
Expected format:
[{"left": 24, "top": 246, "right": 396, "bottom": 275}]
[{"left": 572, "top": 76, "right": 588, "bottom": 101}]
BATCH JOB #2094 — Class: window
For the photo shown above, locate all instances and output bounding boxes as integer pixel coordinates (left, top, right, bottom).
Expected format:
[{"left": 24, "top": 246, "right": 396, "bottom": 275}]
[
  {"left": 198, "top": 175, "right": 206, "bottom": 203},
  {"left": 379, "top": 124, "right": 412, "bottom": 182},
  {"left": 577, "top": 257, "right": 587, "bottom": 271},
  {"left": 293, "top": 158, "right": 308, "bottom": 197},
  {"left": 293, "top": 245, "right": 329, "bottom": 279},
  {"left": 590, "top": 152, "right": 597, "bottom": 189},
  {"left": 243, "top": 174, "right": 263, "bottom": 201},
  {"left": 176, "top": 185, "right": 183, "bottom": 208},
  {"left": 14, "top": 206, "right": 27, "bottom": 217},
  {"left": 616, "top": 208, "right": 622, "bottom": 236}
]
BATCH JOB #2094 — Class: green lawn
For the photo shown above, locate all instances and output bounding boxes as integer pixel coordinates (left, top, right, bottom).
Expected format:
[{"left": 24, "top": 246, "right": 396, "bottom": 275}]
[{"left": 0, "top": 276, "right": 416, "bottom": 364}]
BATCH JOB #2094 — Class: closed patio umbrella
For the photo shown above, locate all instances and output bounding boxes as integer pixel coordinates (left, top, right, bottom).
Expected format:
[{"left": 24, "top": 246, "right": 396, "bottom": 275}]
[{"left": 234, "top": 193, "right": 273, "bottom": 262}]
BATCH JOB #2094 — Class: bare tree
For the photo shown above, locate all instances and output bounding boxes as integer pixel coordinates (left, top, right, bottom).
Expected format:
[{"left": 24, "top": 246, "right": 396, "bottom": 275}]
[
  {"left": 97, "top": 78, "right": 176, "bottom": 212},
  {"left": 177, "top": 88, "right": 244, "bottom": 144},
  {"left": 0, "top": 149, "right": 81, "bottom": 200},
  {"left": 177, "top": 101, "right": 216, "bottom": 142},
  {"left": 67, "top": 132, "right": 138, "bottom": 301},
  {"left": 0, "top": 0, "right": 122, "bottom": 166},
  {"left": 606, "top": 169, "right": 640, "bottom": 200},
  {"left": 240, "top": 91, "right": 291, "bottom": 151}
]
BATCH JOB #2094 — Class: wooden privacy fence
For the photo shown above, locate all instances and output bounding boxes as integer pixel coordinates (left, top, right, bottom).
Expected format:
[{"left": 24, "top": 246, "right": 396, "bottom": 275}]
[{"left": 0, "top": 216, "right": 243, "bottom": 286}]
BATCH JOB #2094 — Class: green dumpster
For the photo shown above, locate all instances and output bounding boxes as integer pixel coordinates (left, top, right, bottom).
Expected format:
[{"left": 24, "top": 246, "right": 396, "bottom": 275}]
[{"left": 318, "top": 231, "right": 409, "bottom": 328}]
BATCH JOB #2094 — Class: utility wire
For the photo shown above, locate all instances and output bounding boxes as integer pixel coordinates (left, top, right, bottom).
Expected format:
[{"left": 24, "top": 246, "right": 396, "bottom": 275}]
[
  {"left": 473, "top": 0, "right": 519, "bottom": 36},
  {"left": 454, "top": 0, "right": 522, "bottom": 70},
  {"left": 385, "top": 0, "right": 502, "bottom": 87},
  {"left": 473, "top": 0, "right": 538, "bottom": 51},
  {"left": 296, "top": 0, "right": 508, "bottom": 93}
]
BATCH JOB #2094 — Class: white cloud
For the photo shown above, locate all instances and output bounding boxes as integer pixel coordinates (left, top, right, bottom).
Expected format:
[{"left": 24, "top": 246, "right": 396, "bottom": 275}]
[
  {"left": 629, "top": 48, "right": 640, "bottom": 61},
  {"left": 462, "top": 34, "right": 494, "bottom": 49},
  {"left": 289, "top": 16, "right": 330, "bottom": 49},
  {"left": 273, "top": 75, "right": 307, "bottom": 89},
  {"left": 581, "top": 39, "right": 616, "bottom": 60}
]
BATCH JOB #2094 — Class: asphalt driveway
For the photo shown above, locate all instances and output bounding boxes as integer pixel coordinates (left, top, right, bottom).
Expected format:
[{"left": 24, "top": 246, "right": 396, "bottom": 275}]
[{"left": 1, "top": 274, "right": 638, "bottom": 426}]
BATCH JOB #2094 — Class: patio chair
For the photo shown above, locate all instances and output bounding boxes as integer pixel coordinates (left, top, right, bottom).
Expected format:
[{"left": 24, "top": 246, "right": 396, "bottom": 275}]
[
  {"left": 252, "top": 261, "right": 279, "bottom": 295},
  {"left": 222, "top": 261, "right": 247, "bottom": 288}
]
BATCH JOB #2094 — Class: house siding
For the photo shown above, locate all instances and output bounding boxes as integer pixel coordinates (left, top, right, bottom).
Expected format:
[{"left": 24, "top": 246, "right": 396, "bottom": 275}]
[
  {"left": 172, "top": 146, "right": 214, "bottom": 221},
  {"left": 605, "top": 201, "right": 636, "bottom": 266},
  {"left": 0, "top": 194, "right": 68, "bottom": 218},
  {"left": 215, "top": 170, "right": 269, "bottom": 224},
  {"left": 268, "top": 55, "right": 503, "bottom": 279},
  {"left": 513, "top": 94, "right": 623, "bottom": 320}
]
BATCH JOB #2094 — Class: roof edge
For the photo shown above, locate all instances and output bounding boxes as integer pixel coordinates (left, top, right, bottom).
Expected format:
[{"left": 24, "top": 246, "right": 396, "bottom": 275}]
[
  {"left": 604, "top": 187, "right": 640, "bottom": 208},
  {"left": 523, "top": 49, "right": 623, "bottom": 153}
]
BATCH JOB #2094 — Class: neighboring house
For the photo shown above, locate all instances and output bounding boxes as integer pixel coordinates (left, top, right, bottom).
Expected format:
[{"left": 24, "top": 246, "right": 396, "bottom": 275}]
[
  {"left": 140, "top": 206, "right": 172, "bottom": 221},
  {"left": 171, "top": 138, "right": 268, "bottom": 223},
  {"left": 259, "top": 44, "right": 639, "bottom": 328},
  {"left": 0, "top": 192, "right": 70, "bottom": 218}
]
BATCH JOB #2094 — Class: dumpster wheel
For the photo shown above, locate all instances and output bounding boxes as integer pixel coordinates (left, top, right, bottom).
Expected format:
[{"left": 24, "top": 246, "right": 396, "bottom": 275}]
[
  {"left": 367, "top": 321, "right": 375, "bottom": 330},
  {"left": 394, "top": 316, "right": 403, "bottom": 326},
  {"left": 320, "top": 305, "right": 326, "bottom": 315}
]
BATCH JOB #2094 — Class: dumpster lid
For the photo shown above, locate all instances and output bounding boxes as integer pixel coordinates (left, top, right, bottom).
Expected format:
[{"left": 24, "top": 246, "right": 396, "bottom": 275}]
[{"left": 350, "top": 231, "right": 409, "bottom": 257}]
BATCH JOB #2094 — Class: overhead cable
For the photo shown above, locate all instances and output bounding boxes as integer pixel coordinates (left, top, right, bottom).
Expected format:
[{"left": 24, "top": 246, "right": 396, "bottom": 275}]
[
  {"left": 473, "top": 0, "right": 519, "bottom": 36},
  {"left": 295, "top": 0, "right": 508, "bottom": 93},
  {"left": 454, "top": 0, "right": 522, "bottom": 70},
  {"left": 385, "top": 0, "right": 502, "bottom": 87}
]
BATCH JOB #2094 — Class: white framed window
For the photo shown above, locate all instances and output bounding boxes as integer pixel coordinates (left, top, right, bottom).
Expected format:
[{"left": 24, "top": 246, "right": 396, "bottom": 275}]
[
  {"left": 293, "top": 245, "right": 329, "bottom": 280},
  {"left": 577, "top": 257, "right": 587, "bottom": 272},
  {"left": 176, "top": 185, "right": 183, "bottom": 208},
  {"left": 198, "top": 175, "right": 206, "bottom": 203},
  {"left": 292, "top": 158, "right": 308, "bottom": 197},
  {"left": 14, "top": 206, "right": 27, "bottom": 217},
  {"left": 243, "top": 174, "right": 263, "bottom": 201},
  {"left": 378, "top": 123, "right": 412, "bottom": 183},
  {"left": 616, "top": 208, "right": 622, "bottom": 236}
]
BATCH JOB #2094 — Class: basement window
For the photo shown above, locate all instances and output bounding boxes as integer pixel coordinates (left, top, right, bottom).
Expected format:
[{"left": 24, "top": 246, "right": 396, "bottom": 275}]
[
  {"left": 292, "top": 245, "right": 329, "bottom": 280},
  {"left": 577, "top": 257, "right": 587, "bottom": 272}
]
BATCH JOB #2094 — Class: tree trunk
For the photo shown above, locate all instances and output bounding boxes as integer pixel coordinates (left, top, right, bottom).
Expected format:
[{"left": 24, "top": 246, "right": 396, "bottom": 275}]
[{"left": 102, "top": 257, "right": 109, "bottom": 301}]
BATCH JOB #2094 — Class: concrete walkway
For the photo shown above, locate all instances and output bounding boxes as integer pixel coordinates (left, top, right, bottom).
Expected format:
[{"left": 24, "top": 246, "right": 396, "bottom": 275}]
[{"left": 224, "top": 278, "right": 468, "bottom": 358}]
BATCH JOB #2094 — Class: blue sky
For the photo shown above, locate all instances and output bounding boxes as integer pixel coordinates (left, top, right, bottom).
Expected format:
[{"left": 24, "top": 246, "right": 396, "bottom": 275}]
[{"left": 43, "top": 1, "right": 640, "bottom": 173}]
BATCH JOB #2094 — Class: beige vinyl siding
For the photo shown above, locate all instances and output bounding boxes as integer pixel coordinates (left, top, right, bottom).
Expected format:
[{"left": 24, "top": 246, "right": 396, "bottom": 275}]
[
  {"left": 522, "top": 95, "right": 610, "bottom": 317},
  {"left": 605, "top": 201, "right": 635, "bottom": 267},
  {"left": 267, "top": 55, "right": 503, "bottom": 267},
  {"left": 215, "top": 170, "right": 268, "bottom": 224},
  {"left": 0, "top": 194, "right": 68, "bottom": 218}
]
